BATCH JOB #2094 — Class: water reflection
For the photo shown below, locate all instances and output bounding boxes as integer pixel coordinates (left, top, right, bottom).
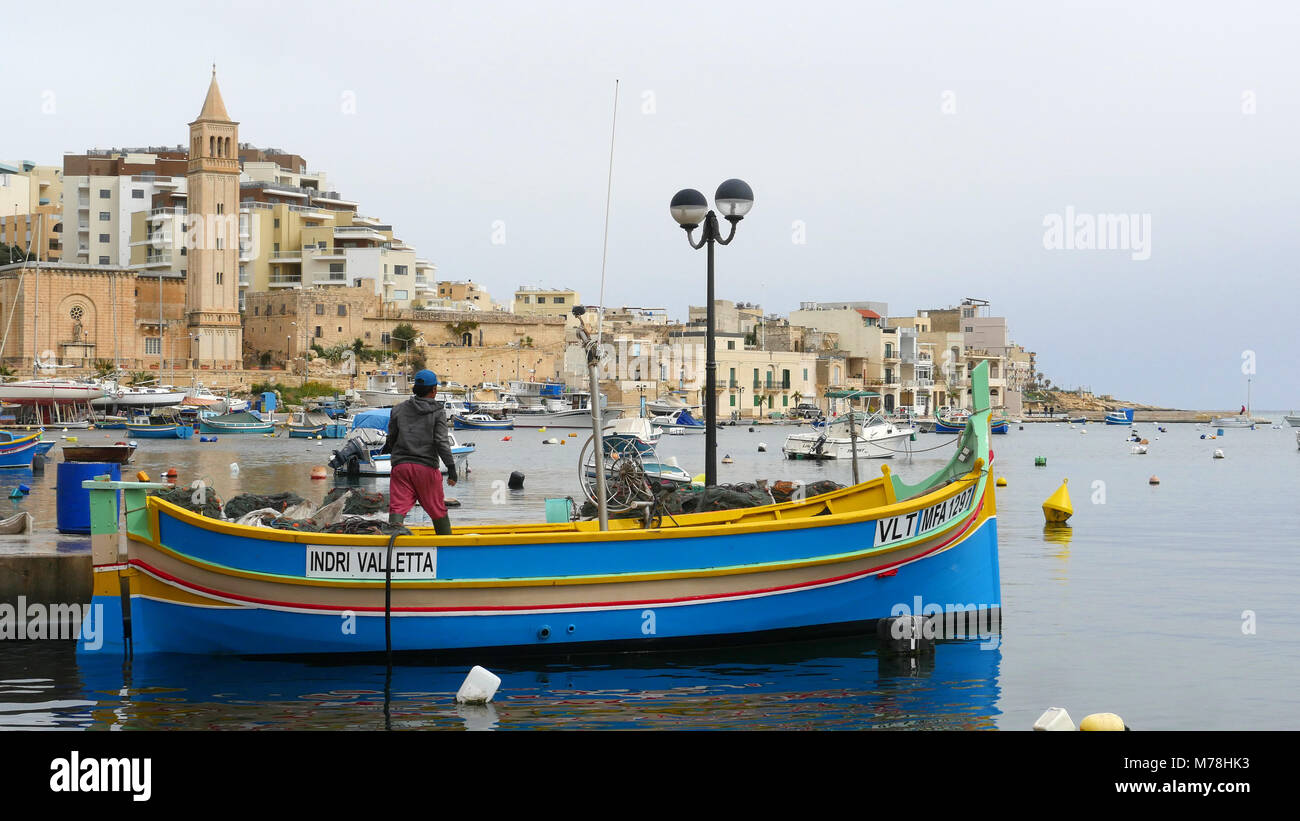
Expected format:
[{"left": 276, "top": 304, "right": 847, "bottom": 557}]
[{"left": 2, "top": 635, "right": 1005, "bottom": 730}]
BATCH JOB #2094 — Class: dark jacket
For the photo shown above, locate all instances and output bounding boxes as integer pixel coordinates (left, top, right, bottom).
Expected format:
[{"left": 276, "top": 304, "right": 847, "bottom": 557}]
[{"left": 381, "top": 396, "right": 458, "bottom": 482}]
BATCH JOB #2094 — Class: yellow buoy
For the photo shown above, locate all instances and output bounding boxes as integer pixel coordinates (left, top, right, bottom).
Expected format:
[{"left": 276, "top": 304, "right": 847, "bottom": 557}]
[
  {"left": 136, "top": 470, "right": 150, "bottom": 482},
  {"left": 1079, "top": 712, "right": 1127, "bottom": 731},
  {"left": 691, "top": 473, "right": 706, "bottom": 486},
  {"left": 1042, "top": 478, "right": 1072, "bottom": 523},
  {"left": 996, "top": 477, "right": 1007, "bottom": 487}
]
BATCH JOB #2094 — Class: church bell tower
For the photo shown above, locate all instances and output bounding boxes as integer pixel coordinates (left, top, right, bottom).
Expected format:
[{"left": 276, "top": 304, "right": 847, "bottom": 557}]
[{"left": 185, "top": 68, "right": 243, "bottom": 367}]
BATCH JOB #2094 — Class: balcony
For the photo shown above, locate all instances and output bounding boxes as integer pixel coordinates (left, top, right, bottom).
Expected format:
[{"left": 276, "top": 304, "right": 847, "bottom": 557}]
[
  {"left": 268, "top": 275, "right": 302, "bottom": 288},
  {"left": 270, "top": 250, "right": 302, "bottom": 262},
  {"left": 313, "top": 273, "right": 348, "bottom": 285},
  {"left": 131, "top": 254, "right": 173, "bottom": 269},
  {"left": 304, "top": 245, "right": 346, "bottom": 259}
]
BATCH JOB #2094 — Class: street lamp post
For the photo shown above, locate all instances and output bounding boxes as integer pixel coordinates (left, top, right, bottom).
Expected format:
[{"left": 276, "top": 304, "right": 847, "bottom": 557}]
[{"left": 671, "top": 180, "right": 754, "bottom": 487}]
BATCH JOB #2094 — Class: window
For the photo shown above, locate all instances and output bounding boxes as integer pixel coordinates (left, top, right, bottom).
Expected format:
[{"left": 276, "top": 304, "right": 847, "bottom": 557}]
[
  {"left": 216, "top": 272, "right": 223, "bottom": 285},
  {"left": 803, "top": 368, "right": 808, "bottom": 381},
  {"left": 393, "top": 290, "right": 408, "bottom": 300},
  {"left": 730, "top": 395, "right": 736, "bottom": 407},
  {"left": 273, "top": 219, "right": 280, "bottom": 228},
  {"left": 965, "top": 326, "right": 973, "bottom": 333},
  {"left": 131, "top": 190, "right": 144, "bottom": 199},
  {"left": 98, "top": 255, "right": 109, "bottom": 265},
  {"left": 729, "top": 367, "right": 735, "bottom": 384},
  {"left": 316, "top": 304, "right": 324, "bottom": 315},
  {"left": 753, "top": 396, "right": 760, "bottom": 406},
  {"left": 381, "top": 332, "right": 391, "bottom": 344},
  {"left": 394, "top": 265, "right": 407, "bottom": 276},
  {"left": 144, "top": 337, "right": 161, "bottom": 355},
  {"left": 98, "top": 212, "right": 110, "bottom": 221},
  {"left": 522, "top": 296, "right": 531, "bottom": 304},
  {"left": 98, "top": 234, "right": 109, "bottom": 243},
  {"left": 329, "top": 263, "right": 344, "bottom": 273},
  {"left": 337, "top": 305, "right": 347, "bottom": 316},
  {"left": 315, "top": 326, "right": 322, "bottom": 338},
  {"left": 180, "top": 247, "right": 186, "bottom": 256},
  {"left": 782, "top": 395, "right": 788, "bottom": 407},
  {"left": 254, "top": 306, "right": 259, "bottom": 316},
  {"left": 99, "top": 189, "right": 110, "bottom": 198},
  {"left": 337, "top": 326, "right": 342, "bottom": 333},
  {"left": 537, "top": 297, "right": 546, "bottom": 304},
  {"left": 554, "top": 296, "right": 564, "bottom": 304}
]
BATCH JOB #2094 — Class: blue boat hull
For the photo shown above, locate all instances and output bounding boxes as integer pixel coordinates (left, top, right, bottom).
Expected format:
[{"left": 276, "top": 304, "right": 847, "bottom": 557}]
[
  {"left": 991, "top": 421, "right": 1008, "bottom": 434},
  {"left": 85, "top": 516, "right": 998, "bottom": 656},
  {"left": 0, "top": 438, "right": 39, "bottom": 469},
  {"left": 127, "top": 424, "right": 193, "bottom": 439},
  {"left": 200, "top": 421, "right": 275, "bottom": 434}
]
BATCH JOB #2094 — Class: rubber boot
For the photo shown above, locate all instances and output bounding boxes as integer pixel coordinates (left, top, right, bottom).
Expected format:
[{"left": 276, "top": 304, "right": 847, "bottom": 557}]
[
  {"left": 388, "top": 512, "right": 405, "bottom": 527},
  {"left": 432, "top": 516, "right": 452, "bottom": 536}
]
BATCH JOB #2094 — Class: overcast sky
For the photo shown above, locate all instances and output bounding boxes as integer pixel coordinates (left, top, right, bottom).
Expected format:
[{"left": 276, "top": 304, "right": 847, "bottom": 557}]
[{"left": 7, "top": 1, "right": 1298, "bottom": 408}]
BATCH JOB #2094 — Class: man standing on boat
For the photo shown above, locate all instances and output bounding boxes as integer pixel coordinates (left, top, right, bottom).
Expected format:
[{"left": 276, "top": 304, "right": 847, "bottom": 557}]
[{"left": 382, "top": 369, "right": 458, "bottom": 535}]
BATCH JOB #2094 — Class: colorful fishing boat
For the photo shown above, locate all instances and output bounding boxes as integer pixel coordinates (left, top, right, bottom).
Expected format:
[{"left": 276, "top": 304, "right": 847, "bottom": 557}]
[
  {"left": 990, "top": 419, "right": 1009, "bottom": 435},
  {"left": 34, "top": 440, "right": 57, "bottom": 458},
  {"left": 75, "top": 363, "right": 1001, "bottom": 658},
  {"left": 288, "top": 411, "right": 347, "bottom": 439},
  {"left": 198, "top": 411, "right": 275, "bottom": 435},
  {"left": 0, "top": 431, "right": 42, "bottom": 469},
  {"left": 125, "top": 419, "right": 194, "bottom": 439},
  {"left": 933, "top": 408, "right": 970, "bottom": 434},
  {"left": 452, "top": 413, "right": 514, "bottom": 430}
]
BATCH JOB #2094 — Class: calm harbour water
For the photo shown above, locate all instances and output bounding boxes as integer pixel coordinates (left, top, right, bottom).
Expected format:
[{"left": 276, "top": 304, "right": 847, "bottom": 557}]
[{"left": 1, "top": 416, "right": 1296, "bottom": 730}]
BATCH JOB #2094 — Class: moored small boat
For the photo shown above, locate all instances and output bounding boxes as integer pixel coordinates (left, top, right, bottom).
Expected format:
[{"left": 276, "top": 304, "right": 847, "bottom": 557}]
[
  {"left": 1104, "top": 408, "right": 1135, "bottom": 425},
  {"left": 199, "top": 411, "right": 275, "bottom": 435},
  {"left": 452, "top": 413, "right": 514, "bottom": 430},
  {"left": 0, "top": 431, "right": 42, "bottom": 469},
  {"left": 76, "top": 363, "right": 1003, "bottom": 658},
  {"left": 62, "top": 444, "right": 136, "bottom": 464}
]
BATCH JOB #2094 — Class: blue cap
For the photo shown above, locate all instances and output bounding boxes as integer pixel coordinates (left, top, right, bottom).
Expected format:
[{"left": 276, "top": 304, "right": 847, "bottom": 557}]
[{"left": 413, "top": 369, "right": 439, "bottom": 389}]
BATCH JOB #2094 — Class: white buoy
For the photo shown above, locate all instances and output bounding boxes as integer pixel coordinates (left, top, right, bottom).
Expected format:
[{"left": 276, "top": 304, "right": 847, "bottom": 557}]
[
  {"left": 1213, "top": 449, "right": 1225, "bottom": 459},
  {"left": 1032, "top": 707, "right": 1076, "bottom": 731},
  {"left": 757, "top": 443, "right": 767, "bottom": 452},
  {"left": 456, "top": 665, "right": 501, "bottom": 704},
  {"left": 230, "top": 462, "right": 240, "bottom": 475}
]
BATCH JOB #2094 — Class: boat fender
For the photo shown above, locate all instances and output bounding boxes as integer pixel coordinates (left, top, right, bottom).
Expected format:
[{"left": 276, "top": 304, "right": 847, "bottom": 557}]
[
  {"left": 508, "top": 471, "right": 525, "bottom": 490},
  {"left": 1149, "top": 475, "right": 1160, "bottom": 485},
  {"left": 721, "top": 455, "right": 734, "bottom": 464},
  {"left": 875, "top": 615, "right": 935, "bottom": 655}
]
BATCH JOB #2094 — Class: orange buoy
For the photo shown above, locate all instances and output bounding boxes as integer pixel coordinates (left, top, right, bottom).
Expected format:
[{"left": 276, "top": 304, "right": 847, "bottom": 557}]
[
  {"left": 164, "top": 468, "right": 178, "bottom": 477},
  {"left": 1149, "top": 475, "right": 1160, "bottom": 485},
  {"left": 502, "top": 435, "right": 512, "bottom": 441},
  {"left": 310, "top": 466, "right": 328, "bottom": 480},
  {"left": 136, "top": 470, "right": 151, "bottom": 482}
]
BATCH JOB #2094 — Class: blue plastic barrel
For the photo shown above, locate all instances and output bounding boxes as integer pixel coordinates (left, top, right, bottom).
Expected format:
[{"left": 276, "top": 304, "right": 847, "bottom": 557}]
[{"left": 57, "top": 462, "right": 121, "bottom": 534}]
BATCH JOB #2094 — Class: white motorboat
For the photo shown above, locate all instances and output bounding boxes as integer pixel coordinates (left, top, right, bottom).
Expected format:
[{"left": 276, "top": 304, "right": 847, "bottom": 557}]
[
  {"left": 647, "top": 394, "right": 694, "bottom": 417},
  {"left": 604, "top": 416, "right": 663, "bottom": 443},
  {"left": 1210, "top": 415, "right": 1254, "bottom": 429},
  {"left": 93, "top": 382, "right": 189, "bottom": 408},
  {"left": 1285, "top": 414, "right": 1300, "bottom": 427},
  {"left": 649, "top": 407, "right": 707, "bottom": 433},
  {"left": 783, "top": 411, "right": 915, "bottom": 460}
]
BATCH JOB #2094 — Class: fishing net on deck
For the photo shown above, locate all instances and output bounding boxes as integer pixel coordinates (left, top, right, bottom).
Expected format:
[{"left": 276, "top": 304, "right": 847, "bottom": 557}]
[
  {"left": 150, "top": 485, "right": 225, "bottom": 519},
  {"left": 323, "top": 487, "right": 388, "bottom": 514},
  {"left": 224, "top": 492, "right": 310, "bottom": 521},
  {"left": 578, "top": 479, "right": 847, "bottom": 521}
]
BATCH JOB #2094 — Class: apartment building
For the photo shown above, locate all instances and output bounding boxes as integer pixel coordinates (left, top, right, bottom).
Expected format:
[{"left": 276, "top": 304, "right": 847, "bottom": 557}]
[
  {"left": 0, "top": 159, "right": 63, "bottom": 260},
  {"left": 513, "top": 286, "right": 578, "bottom": 319}
]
